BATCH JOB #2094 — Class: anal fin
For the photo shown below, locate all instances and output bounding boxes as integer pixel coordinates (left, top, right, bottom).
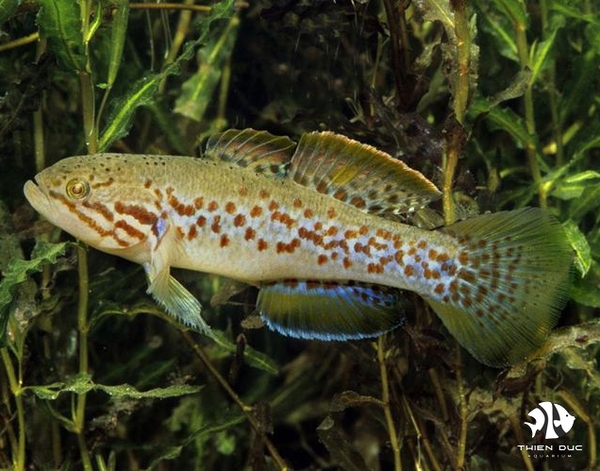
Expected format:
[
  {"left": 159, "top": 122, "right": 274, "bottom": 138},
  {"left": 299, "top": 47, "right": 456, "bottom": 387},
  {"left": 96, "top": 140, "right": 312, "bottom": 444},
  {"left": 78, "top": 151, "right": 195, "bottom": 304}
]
[{"left": 257, "top": 280, "right": 404, "bottom": 341}]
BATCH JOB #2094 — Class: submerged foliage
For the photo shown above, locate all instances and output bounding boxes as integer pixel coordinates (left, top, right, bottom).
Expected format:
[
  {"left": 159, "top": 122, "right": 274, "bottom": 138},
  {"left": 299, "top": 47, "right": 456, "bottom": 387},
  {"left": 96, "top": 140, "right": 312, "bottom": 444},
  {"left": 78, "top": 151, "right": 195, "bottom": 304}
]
[{"left": 0, "top": 0, "right": 599, "bottom": 470}]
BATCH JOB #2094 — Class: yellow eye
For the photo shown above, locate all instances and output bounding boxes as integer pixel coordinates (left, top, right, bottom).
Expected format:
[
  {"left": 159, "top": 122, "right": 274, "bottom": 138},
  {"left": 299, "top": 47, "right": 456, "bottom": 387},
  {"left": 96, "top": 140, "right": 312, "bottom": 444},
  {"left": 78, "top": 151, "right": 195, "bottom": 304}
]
[{"left": 66, "top": 178, "right": 90, "bottom": 200}]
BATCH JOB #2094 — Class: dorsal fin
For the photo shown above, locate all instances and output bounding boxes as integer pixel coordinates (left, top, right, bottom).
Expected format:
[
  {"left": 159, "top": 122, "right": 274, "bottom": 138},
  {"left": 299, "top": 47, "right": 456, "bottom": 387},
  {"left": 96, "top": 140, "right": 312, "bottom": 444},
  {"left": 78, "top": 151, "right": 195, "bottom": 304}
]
[
  {"left": 205, "top": 128, "right": 295, "bottom": 176},
  {"left": 289, "top": 132, "right": 441, "bottom": 215}
]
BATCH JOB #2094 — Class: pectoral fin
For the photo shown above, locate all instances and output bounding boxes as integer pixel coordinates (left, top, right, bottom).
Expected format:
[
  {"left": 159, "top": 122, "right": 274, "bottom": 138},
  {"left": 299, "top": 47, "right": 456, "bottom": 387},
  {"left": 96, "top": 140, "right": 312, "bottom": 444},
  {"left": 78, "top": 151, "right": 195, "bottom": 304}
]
[
  {"left": 144, "top": 215, "right": 210, "bottom": 334},
  {"left": 257, "top": 280, "right": 404, "bottom": 340},
  {"left": 145, "top": 264, "right": 210, "bottom": 333}
]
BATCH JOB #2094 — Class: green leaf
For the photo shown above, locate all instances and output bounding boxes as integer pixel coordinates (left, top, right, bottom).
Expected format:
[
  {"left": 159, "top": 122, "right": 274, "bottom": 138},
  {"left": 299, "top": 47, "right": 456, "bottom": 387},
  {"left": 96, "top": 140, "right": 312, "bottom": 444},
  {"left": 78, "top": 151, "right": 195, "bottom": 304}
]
[
  {"left": 0, "top": 242, "right": 70, "bottom": 346},
  {"left": 146, "top": 414, "right": 245, "bottom": 470},
  {"left": 530, "top": 29, "right": 557, "bottom": 85},
  {"left": 563, "top": 220, "right": 592, "bottom": 277},
  {"left": 99, "top": 0, "right": 237, "bottom": 150},
  {"left": 471, "top": 100, "right": 533, "bottom": 148},
  {"left": 552, "top": 171, "right": 600, "bottom": 200},
  {"left": 175, "top": 15, "right": 240, "bottom": 122},
  {"left": 26, "top": 373, "right": 202, "bottom": 400},
  {"left": 106, "top": 0, "right": 129, "bottom": 88},
  {"left": 37, "top": 0, "right": 86, "bottom": 72},
  {"left": 99, "top": 73, "right": 161, "bottom": 151},
  {"left": 571, "top": 262, "right": 600, "bottom": 308},
  {"left": 496, "top": 0, "right": 528, "bottom": 28}
]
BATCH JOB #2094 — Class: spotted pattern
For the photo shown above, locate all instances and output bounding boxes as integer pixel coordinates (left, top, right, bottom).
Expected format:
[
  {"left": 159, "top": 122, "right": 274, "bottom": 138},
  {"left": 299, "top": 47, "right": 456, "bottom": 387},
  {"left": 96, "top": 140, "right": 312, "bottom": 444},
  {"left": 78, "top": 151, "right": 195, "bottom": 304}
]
[{"left": 157, "top": 184, "right": 461, "bottom": 299}]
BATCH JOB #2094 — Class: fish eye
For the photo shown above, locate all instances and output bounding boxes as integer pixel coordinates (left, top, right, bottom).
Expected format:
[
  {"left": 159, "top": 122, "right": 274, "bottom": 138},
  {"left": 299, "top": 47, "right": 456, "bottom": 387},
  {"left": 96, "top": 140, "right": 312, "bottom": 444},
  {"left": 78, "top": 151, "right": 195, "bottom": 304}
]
[{"left": 66, "top": 178, "right": 90, "bottom": 200}]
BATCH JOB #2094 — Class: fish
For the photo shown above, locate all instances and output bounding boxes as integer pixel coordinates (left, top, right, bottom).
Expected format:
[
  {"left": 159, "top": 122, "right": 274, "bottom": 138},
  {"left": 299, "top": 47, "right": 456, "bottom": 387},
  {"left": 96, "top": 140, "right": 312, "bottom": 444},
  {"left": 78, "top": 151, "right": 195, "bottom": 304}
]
[{"left": 23, "top": 129, "right": 572, "bottom": 367}]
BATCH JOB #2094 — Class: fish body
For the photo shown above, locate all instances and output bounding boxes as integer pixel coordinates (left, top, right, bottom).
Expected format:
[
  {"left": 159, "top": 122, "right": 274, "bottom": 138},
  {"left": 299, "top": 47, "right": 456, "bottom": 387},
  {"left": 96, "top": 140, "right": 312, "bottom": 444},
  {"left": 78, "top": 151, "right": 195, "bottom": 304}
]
[{"left": 24, "top": 129, "right": 572, "bottom": 366}]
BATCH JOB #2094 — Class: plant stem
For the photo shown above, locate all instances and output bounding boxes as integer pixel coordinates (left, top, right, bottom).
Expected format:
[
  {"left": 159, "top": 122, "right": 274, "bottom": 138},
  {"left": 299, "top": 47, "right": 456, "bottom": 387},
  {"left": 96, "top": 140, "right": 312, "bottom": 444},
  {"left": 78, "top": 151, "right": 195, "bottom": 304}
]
[
  {"left": 454, "top": 344, "right": 468, "bottom": 470},
  {"left": 1, "top": 348, "right": 25, "bottom": 471},
  {"left": 73, "top": 243, "right": 92, "bottom": 471},
  {"left": 377, "top": 337, "right": 402, "bottom": 471},
  {"left": 452, "top": 0, "right": 471, "bottom": 125},
  {"left": 514, "top": 15, "right": 544, "bottom": 206}
]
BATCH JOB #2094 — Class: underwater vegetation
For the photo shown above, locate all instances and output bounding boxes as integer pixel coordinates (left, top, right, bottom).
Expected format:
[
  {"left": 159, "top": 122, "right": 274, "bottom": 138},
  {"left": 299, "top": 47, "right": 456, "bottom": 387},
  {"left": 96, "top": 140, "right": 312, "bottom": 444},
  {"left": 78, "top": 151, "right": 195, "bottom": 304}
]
[{"left": 1, "top": 0, "right": 599, "bottom": 470}]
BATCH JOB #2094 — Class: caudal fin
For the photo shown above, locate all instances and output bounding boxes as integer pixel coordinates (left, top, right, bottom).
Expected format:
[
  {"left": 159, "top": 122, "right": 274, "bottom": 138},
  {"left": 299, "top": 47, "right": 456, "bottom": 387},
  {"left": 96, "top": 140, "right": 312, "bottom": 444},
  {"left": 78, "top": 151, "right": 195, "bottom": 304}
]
[{"left": 425, "top": 208, "right": 572, "bottom": 367}]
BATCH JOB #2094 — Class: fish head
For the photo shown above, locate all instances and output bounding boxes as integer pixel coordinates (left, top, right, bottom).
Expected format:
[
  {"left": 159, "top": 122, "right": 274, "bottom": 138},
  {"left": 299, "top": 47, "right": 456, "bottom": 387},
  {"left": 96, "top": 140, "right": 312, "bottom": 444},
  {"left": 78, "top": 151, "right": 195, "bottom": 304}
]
[
  {"left": 24, "top": 154, "right": 160, "bottom": 253},
  {"left": 554, "top": 404, "right": 576, "bottom": 432}
]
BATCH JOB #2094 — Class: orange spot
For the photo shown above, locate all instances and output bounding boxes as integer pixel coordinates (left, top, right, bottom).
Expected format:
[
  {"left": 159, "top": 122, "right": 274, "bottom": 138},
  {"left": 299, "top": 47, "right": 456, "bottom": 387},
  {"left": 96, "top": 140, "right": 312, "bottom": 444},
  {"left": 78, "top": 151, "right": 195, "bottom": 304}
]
[
  {"left": 344, "top": 230, "right": 358, "bottom": 239},
  {"left": 428, "top": 249, "right": 438, "bottom": 259},
  {"left": 404, "top": 265, "right": 414, "bottom": 277},
  {"left": 359, "top": 225, "right": 368, "bottom": 235},
  {"left": 268, "top": 200, "right": 279, "bottom": 211},
  {"left": 376, "top": 229, "right": 392, "bottom": 240},
  {"left": 225, "top": 201, "right": 236, "bottom": 214},
  {"left": 257, "top": 238, "right": 268, "bottom": 251},
  {"left": 394, "top": 250, "right": 405, "bottom": 265},
  {"left": 326, "top": 226, "right": 339, "bottom": 236},
  {"left": 417, "top": 240, "right": 427, "bottom": 249},
  {"left": 434, "top": 283, "right": 445, "bottom": 295},
  {"left": 303, "top": 208, "right": 314, "bottom": 219},
  {"left": 437, "top": 252, "right": 450, "bottom": 262},
  {"left": 314, "top": 221, "right": 323, "bottom": 231},
  {"left": 144, "top": 179, "right": 153, "bottom": 189},
  {"left": 244, "top": 227, "right": 256, "bottom": 241},
  {"left": 188, "top": 225, "right": 197, "bottom": 240},
  {"left": 298, "top": 227, "right": 309, "bottom": 239},
  {"left": 458, "top": 252, "right": 469, "bottom": 264},
  {"left": 317, "top": 254, "right": 328, "bottom": 265},
  {"left": 368, "top": 263, "right": 383, "bottom": 274},
  {"left": 326, "top": 207, "right": 337, "bottom": 218},
  {"left": 238, "top": 186, "right": 248, "bottom": 196},
  {"left": 211, "top": 216, "right": 221, "bottom": 234},
  {"left": 234, "top": 214, "right": 246, "bottom": 227},
  {"left": 196, "top": 215, "right": 206, "bottom": 227},
  {"left": 220, "top": 234, "right": 230, "bottom": 247},
  {"left": 333, "top": 188, "right": 348, "bottom": 201},
  {"left": 350, "top": 196, "right": 365, "bottom": 208},
  {"left": 293, "top": 198, "right": 303, "bottom": 208},
  {"left": 259, "top": 189, "right": 270, "bottom": 199},
  {"left": 250, "top": 205, "right": 263, "bottom": 218},
  {"left": 207, "top": 200, "right": 219, "bottom": 212},
  {"left": 343, "top": 257, "right": 352, "bottom": 269},
  {"left": 194, "top": 197, "right": 204, "bottom": 209}
]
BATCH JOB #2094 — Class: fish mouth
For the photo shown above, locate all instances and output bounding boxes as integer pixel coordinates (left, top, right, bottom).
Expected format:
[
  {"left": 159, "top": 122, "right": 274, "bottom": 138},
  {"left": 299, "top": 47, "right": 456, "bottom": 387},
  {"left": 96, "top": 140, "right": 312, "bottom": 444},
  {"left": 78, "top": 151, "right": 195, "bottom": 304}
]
[{"left": 23, "top": 178, "right": 51, "bottom": 214}]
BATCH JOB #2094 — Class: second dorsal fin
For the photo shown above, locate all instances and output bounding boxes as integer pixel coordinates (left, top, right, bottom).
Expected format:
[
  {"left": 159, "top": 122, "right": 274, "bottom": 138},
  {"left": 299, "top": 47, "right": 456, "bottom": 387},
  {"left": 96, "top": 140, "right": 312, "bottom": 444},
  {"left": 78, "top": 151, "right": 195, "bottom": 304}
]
[
  {"left": 205, "top": 128, "right": 295, "bottom": 176},
  {"left": 289, "top": 132, "right": 441, "bottom": 215}
]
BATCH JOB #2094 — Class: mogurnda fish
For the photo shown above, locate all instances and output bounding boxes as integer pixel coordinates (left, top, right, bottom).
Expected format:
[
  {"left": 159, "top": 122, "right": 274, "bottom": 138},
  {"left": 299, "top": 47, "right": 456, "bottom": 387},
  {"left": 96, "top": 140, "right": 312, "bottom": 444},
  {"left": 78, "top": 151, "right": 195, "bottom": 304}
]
[{"left": 23, "top": 129, "right": 572, "bottom": 367}]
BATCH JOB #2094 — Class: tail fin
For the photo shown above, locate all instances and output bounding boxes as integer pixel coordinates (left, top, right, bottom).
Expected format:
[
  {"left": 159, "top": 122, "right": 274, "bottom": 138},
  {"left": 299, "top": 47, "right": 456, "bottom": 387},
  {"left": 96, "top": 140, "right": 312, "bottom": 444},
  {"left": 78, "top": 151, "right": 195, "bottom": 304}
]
[{"left": 425, "top": 208, "right": 572, "bottom": 367}]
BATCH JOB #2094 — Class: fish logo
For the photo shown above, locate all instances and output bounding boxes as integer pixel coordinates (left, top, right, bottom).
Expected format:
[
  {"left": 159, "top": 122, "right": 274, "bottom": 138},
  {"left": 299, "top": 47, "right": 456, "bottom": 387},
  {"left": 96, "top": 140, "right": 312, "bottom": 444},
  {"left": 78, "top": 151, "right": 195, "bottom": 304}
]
[{"left": 524, "top": 402, "right": 576, "bottom": 439}]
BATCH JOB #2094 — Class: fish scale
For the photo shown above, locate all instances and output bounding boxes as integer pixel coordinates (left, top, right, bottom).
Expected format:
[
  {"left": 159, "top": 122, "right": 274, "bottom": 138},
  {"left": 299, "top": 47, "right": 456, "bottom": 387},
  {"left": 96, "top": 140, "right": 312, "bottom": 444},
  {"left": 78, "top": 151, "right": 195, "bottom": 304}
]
[
  {"left": 23, "top": 129, "right": 572, "bottom": 367},
  {"left": 146, "top": 165, "right": 460, "bottom": 301}
]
